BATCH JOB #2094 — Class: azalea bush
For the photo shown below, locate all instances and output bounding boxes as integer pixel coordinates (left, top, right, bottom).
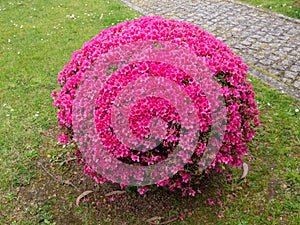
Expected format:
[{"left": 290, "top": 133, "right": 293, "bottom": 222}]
[{"left": 52, "top": 16, "right": 260, "bottom": 196}]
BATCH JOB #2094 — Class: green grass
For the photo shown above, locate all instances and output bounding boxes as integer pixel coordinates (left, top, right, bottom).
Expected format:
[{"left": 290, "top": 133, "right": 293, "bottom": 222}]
[
  {"left": 238, "top": 0, "right": 300, "bottom": 19},
  {"left": 0, "top": 0, "right": 299, "bottom": 224}
]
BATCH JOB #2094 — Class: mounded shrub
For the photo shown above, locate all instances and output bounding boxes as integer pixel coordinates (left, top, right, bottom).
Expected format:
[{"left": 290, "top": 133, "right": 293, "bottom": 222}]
[{"left": 53, "top": 16, "right": 260, "bottom": 196}]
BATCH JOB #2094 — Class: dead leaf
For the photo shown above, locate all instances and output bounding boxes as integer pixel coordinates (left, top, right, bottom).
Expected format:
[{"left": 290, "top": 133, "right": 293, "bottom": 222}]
[
  {"left": 76, "top": 190, "right": 93, "bottom": 206},
  {"left": 146, "top": 216, "right": 162, "bottom": 224},
  {"left": 240, "top": 162, "right": 249, "bottom": 179},
  {"left": 105, "top": 190, "right": 126, "bottom": 197},
  {"left": 146, "top": 216, "right": 179, "bottom": 225}
]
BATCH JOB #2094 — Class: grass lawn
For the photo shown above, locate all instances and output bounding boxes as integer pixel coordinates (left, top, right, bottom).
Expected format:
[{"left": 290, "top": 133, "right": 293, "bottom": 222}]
[
  {"left": 0, "top": 0, "right": 299, "bottom": 224},
  {"left": 238, "top": 0, "right": 300, "bottom": 19}
]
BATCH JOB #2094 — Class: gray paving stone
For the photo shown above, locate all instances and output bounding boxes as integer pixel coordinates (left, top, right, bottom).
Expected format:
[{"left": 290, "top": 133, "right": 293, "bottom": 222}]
[
  {"left": 281, "top": 77, "right": 293, "bottom": 83},
  {"left": 282, "top": 47, "right": 293, "bottom": 52},
  {"left": 120, "top": 0, "right": 300, "bottom": 100},
  {"left": 261, "top": 36, "right": 274, "bottom": 43},
  {"left": 294, "top": 81, "right": 300, "bottom": 88},
  {"left": 268, "top": 55, "right": 281, "bottom": 62},
  {"left": 295, "top": 49, "right": 300, "bottom": 56},
  {"left": 272, "top": 64, "right": 288, "bottom": 71},
  {"left": 281, "top": 60, "right": 293, "bottom": 67},
  {"left": 253, "top": 54, "right": 265, "bottom": 60},
  {"left": 269, "top": 69, "right": 283, "bottom": 77},
  {"left": 285, "top": 71, "right": 298, "bottom": 80},
  {"left": 290, "top": 65, "right": 300, "bottom": 72},
  {"left": 260, "top": 59, "right": 273, "bottom": 66}
]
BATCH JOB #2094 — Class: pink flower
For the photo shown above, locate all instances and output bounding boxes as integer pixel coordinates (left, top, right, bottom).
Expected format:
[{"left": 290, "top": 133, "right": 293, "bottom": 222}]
[
  {"left": 156, "top": 179, "right": 169, "bottom": 187},
  {"left": 181, "top": 172, "right": 190, "bottom": 183},
  {"left": 51, "top": 90, "right": 57, "bottom": 99},
  {"left": 207, "top": 198, "right": 215, "bottom": 206},
  {"left": 94, "top": 177, "right": 105, "bottom": 184},
  {"left": 188, "top": 187, "right": 195, "bottom": 196},
  {"left": 131, "top": 154, "right": 140, "bottom": 162},
  {"left": 58, "top": 133, "right": 69, "bottom": 144},
  {"left": 137, "top": 187, "right": 148, "bottom": 195},
  {"left": 120, "top": 183, "right": 127, "bottom": 189}
]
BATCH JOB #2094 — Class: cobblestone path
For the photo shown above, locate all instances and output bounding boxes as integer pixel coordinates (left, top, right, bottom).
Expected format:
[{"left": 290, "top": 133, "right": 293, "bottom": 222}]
[{"left": 121, "top": 0, "right": 300, "bottom": 100}]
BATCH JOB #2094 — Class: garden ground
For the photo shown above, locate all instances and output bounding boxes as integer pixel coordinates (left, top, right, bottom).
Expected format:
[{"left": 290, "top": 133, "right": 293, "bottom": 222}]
[{"left": 0, "top": 0, "right": 299, "bottom": 224}]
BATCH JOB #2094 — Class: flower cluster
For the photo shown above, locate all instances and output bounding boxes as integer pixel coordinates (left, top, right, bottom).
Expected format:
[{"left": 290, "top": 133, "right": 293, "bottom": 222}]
[{"left": 53, "top": 16, "right": 259, "bottom": 195}]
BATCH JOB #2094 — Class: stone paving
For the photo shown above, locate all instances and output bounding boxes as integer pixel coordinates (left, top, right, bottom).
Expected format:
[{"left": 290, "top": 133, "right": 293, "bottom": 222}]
[{"left": 121, "top": 0, "right": 300, "bottom": 100}]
